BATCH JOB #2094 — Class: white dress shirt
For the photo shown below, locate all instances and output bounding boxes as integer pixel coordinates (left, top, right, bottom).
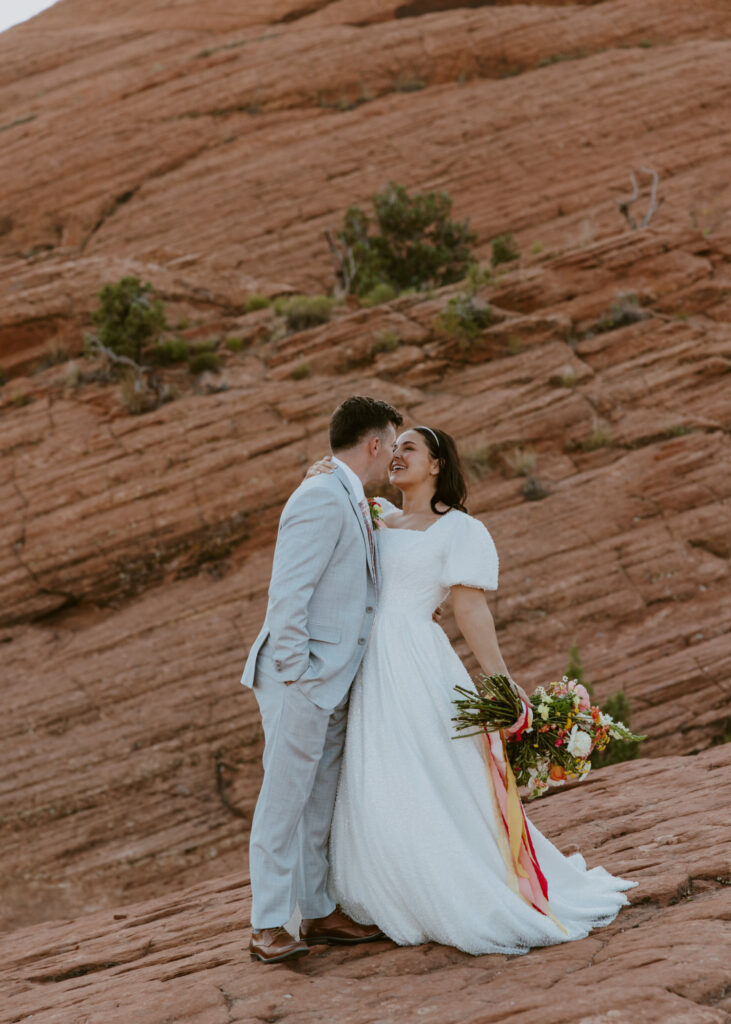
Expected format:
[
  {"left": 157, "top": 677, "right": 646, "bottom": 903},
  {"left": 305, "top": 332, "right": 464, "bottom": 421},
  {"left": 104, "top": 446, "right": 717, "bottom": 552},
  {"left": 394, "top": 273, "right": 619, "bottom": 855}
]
[{"left": 332, "top": 456, "right": 366, "bottom": 506}]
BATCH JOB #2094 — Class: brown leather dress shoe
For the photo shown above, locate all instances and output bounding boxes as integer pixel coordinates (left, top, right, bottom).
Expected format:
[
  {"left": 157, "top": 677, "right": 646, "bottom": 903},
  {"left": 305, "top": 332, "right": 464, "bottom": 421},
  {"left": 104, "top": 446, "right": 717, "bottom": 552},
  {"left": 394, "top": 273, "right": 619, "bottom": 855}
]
[
  {"left": 249, "top": 927, "right": 309, "bottom": 963},
  {"left": 300, "top": 907, "right": 384, "bottom": 945}
]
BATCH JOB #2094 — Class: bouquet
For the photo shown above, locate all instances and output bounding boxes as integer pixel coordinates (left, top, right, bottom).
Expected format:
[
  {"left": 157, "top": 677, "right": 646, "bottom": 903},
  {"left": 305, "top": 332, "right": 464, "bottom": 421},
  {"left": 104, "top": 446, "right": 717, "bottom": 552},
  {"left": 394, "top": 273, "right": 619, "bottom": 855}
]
[{"left": 452, "top": 673, "right": 645, "bottom": 798}]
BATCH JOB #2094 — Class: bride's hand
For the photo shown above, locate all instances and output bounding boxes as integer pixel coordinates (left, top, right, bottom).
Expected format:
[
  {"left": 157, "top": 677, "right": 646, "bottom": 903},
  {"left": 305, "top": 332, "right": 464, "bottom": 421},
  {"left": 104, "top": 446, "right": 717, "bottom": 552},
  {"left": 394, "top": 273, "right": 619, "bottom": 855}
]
[
  {"left": 504, "top": 678, "right": 532, "bottom": 733},
  {"left": 304, "top": 454, "right": 335, "bottom": 479}
]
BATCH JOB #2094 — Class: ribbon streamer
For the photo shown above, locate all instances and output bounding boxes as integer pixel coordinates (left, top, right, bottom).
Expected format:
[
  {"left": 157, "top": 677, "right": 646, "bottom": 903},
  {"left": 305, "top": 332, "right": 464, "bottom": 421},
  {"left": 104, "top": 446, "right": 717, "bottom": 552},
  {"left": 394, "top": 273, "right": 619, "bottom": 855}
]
[{"left": 483, "top": 701, "right": 567, "bottom": 934}]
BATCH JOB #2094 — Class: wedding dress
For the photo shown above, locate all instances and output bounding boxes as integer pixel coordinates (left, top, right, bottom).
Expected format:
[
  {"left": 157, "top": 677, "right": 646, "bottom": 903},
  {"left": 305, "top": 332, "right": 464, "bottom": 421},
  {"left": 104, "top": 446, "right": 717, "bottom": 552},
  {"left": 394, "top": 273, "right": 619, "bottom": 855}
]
[{"left": 328, "top": 502, "right": 637, "bottom": 956}]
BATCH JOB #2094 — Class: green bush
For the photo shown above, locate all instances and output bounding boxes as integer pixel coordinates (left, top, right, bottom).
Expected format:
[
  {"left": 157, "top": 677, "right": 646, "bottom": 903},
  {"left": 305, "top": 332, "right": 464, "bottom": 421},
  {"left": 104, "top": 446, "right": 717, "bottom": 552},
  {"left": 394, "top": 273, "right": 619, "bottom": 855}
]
[
  {"left": 147, "top": 337, "right": 189, "bottom": 365},
  {"left": 187, "top": 347, "right": 221, "bottom": 374},
  {"left": 224, "top": 336, "right": 244, "bottom": 352},
  {"left": 291, "top": 362, "right": 312, "bottom": 380},
  {"left": 91, "top": 276, "right": 166, "bottom": 363},
  {"left": 360, "top": 282, "right": 397, "bottom": 307},
  {"left": 580, "top": 422, "right": 613, "bottom": 451},
  {"left": 338, "top": 181, "right": 477, "bottom": 296},
  {"left": 371, "top": 329, "right": 401, "bottom": 355},
  {"left": 437, "top": 293, "right": 492, "bottom": 345},
  {"left": 275, "top": 295, "right": 334, "bottom": 331},
  {"left": 595, "top": 293, "right": 648, "bottom": 333},
  {"left": 491, "top": 233, "right": 520, "bottom": 267},
  {"left": 245, "top": 294, "right": 270, "bottom": 312},
  {"left": 520, "top": 475, "right": 550, "bottom": 501}
]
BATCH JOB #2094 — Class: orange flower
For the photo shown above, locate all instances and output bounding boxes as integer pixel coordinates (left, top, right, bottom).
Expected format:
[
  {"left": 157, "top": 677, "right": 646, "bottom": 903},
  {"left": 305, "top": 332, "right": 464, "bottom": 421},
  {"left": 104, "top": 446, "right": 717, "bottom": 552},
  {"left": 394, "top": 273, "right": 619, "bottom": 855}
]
[{"left": 550, "top": 764, "right": 567, "bottom": 781}]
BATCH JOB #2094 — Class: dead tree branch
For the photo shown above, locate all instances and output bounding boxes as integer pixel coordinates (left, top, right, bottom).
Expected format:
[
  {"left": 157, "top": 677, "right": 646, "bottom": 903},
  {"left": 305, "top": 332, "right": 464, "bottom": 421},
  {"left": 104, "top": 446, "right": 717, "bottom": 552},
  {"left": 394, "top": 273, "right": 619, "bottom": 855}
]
[
  {"left": 617, "top": 168, "right": 664, "bottom": 230},
  {"left": 325, "top": 227, "right": 356, "bottom": 298}
]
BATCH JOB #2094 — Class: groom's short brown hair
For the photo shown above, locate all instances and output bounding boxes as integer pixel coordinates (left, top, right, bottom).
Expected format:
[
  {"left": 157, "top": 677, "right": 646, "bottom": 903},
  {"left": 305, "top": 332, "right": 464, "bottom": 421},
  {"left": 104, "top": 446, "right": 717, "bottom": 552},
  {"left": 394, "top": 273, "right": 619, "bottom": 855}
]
[{"left": 330, "top": 396, "right": 403, "bottom": 452}]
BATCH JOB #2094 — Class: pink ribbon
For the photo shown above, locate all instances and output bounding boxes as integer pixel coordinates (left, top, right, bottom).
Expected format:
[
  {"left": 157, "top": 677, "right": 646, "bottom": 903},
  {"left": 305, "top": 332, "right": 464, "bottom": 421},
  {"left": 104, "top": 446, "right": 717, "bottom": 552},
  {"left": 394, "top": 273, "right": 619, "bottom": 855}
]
[{"left": 482, "top": 701, "right": 566, "bottom": 933}]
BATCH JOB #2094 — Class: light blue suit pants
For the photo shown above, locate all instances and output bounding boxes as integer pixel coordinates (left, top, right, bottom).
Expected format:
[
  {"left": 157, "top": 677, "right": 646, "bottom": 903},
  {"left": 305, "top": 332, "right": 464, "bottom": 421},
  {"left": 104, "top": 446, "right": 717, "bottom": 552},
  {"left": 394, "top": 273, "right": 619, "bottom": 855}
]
[{"left": 249, "top": 657, "right": 350, "bottom": 930}]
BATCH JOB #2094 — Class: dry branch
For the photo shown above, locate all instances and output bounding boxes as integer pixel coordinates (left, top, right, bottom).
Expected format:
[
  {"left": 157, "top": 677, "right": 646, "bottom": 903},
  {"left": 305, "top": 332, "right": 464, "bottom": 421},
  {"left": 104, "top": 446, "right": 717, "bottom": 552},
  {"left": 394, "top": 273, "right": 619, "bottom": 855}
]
[{"left": 617, "top": 168, "right": 663, "bottom": 230}]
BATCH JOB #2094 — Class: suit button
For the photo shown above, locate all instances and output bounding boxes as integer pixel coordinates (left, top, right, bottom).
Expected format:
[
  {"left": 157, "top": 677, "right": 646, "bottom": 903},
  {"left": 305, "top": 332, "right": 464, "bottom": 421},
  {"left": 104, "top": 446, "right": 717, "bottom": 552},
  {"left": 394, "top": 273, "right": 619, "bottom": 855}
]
[
  {"left": 357, "top": 638, "right": 365, "bottom": 645},
  {"left": 274, "top": 660, "right": 282, "bottom": 669},
  {"left": 366, "top": 606, "right": 374, "bottom": 613}
]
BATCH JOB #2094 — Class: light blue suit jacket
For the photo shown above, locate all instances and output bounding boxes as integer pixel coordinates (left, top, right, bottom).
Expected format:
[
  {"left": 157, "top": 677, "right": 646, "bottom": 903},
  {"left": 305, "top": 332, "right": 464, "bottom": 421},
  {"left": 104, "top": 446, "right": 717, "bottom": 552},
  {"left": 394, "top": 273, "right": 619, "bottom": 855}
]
[{"left": 240, "top": 465, "right": 377, "bottom": 709}]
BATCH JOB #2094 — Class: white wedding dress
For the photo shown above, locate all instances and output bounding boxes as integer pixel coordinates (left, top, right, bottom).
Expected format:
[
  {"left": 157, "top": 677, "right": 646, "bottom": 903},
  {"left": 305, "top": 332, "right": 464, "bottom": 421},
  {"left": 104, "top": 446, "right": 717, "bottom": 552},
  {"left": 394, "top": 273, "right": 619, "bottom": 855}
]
[{"left": 328, "top": 503, "right": 637, "bottom": 956}]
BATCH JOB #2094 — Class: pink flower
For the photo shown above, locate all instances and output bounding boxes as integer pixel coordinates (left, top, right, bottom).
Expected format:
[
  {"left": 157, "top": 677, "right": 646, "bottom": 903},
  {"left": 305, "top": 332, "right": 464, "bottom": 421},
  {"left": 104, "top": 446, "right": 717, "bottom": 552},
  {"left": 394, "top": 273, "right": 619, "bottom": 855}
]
[{"left": 568, "top": 681, "right": 591, "bottom": 711}]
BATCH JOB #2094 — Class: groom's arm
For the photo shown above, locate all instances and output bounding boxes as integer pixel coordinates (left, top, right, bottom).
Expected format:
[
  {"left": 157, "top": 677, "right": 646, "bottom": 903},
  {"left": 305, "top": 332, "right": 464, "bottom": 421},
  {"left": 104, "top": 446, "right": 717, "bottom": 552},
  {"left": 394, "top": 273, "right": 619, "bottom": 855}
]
[{"left": 265, "top": 483, "right": 344, "bottom": 683}]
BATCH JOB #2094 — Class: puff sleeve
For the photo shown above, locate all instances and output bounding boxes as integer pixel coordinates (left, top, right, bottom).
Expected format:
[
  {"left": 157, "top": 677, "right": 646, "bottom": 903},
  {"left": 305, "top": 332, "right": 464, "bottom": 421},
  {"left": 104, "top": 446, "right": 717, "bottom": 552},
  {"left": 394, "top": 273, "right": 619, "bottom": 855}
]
[{"left": 440, "top": 512, "right": 499, "bottom": 591}]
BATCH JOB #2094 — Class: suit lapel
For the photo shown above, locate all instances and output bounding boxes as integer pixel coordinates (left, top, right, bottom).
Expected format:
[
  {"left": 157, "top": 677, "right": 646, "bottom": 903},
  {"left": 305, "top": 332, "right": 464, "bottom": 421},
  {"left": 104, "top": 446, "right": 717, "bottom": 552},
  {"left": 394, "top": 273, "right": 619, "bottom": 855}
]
[{"left": 333, "top": 465, "right": 376, "bottom": 583}]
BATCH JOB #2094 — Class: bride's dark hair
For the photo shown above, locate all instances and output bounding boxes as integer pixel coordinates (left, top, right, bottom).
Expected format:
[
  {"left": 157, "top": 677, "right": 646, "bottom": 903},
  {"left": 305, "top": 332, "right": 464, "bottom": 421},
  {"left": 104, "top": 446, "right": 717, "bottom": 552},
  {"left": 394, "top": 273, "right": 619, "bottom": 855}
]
[{"left": 413, "top": 427, "right": 468, "bottom": 515}]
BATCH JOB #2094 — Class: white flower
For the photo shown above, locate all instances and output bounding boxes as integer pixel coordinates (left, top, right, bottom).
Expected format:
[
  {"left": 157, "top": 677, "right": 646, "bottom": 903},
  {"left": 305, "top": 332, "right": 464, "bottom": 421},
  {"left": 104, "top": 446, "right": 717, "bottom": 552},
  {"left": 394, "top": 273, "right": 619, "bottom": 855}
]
[
  {"left": 538, "top": 703, "right": 550, "bottom": 721},
  {"left": 566, "top": 725, "right": 592, "bottom": 758},
  {"left": 599, "top": 712, "right": 613, "bottom": 727},
  {"left": 562, "top": 675, "right": 569, "bottom": 682}
]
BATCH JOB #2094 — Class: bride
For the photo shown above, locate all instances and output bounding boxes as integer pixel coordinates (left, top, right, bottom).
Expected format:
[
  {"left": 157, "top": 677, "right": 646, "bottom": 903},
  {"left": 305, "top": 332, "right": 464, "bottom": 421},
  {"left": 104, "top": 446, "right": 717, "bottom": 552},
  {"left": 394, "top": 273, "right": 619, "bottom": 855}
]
[{"left": 310, "top": 425, "right": 636, "bottom": 956}]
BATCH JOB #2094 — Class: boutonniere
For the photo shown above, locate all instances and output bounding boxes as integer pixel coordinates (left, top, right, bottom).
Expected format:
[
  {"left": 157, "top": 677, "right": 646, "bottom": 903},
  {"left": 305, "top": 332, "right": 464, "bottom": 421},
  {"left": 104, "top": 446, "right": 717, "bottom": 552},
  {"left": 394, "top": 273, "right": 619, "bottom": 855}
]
[{"left": 368, "top": 498, "right": 384, "bottom": 530}]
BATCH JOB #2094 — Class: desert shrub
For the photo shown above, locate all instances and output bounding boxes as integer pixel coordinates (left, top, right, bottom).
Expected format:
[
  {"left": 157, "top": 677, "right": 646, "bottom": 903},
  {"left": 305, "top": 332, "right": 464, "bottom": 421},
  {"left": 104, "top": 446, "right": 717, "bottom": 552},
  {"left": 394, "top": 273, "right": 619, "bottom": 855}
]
[
  {"left": 91, "top": 276, "right": 166, "bottom": 363},
  {"left": 595, "top": 293, "right": 648, "bottom": 333},
  {"left": 360, "top": 282, "right": 397, "bottom": 307},
  {"left": 337, "top": 181, "right": 477, "bottom": 296},
  {"left": 147, "top": 337, "right": 189, "bottom": 365},
  {"left": 591, "top": 691, "right": 642, "bottom": 768},
  {"left": 245, "top": 294, "right": 270, "bottom": 312},
  {"left": 394, "top": 74, "right": 426, "bottom": 92},
  {"left": 41, "top": 338, "right": 72, "bottom": 367},
  {"left": 119, "top": 374, "right": 154, "bottom": 415},
  {"left": 291, "top": 362, "right": 312, "bottom": 380},
  {"left": 491, "top": 233, "right": 520, "bottom": 267},
  {"left": 371, "top": 329, "right": 401, "bottom": 355},
  {"left": 187, "top": 346, "right": 221, "bottom": 374},
  {"left": 520, "top": 476, "right": 549, "bottom": 501},
  {"left": 275, "top": 295, "right": 334, "bottom": 331},
  {"left": 224, "top": 336, "right": 244, "bottom": 352},
  {"left": 437, "top": 293, "right": 492, "bottom": 345},
  {"left": 580, "top": 421, "right": 613, "bottom": 451},
  {"left": 505, "top": 446, "right": 537, "bottom": 477}
]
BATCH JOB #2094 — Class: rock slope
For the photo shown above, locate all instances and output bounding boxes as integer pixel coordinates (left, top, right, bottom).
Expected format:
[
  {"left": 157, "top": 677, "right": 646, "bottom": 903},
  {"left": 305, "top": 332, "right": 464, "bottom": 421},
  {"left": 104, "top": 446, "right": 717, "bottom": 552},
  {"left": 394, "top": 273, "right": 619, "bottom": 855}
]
[
  {"left": 2, "top": 746, "right": 729, "bottom": 1024},
  {"left": 0, "top": 4, "right": 729, "bottom": 1018}
]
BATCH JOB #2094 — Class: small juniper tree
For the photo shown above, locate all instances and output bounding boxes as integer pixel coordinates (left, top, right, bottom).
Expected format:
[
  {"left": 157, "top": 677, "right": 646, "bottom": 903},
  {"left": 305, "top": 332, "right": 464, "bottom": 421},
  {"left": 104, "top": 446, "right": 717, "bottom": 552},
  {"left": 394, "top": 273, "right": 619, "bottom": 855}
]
[
  {"left": 334, "top": 182, "right": 477, "bottom": 296},
  {"left": 91, "top": 276, "right": 166, "bottom": 363}
]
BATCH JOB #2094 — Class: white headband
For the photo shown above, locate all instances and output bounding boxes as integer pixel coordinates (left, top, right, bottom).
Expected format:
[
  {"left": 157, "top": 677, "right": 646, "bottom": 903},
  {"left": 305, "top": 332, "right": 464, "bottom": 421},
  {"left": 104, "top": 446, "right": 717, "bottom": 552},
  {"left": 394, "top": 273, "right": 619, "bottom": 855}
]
[{"left": 416, "top": 425, "right": 440, "bottom": 450}]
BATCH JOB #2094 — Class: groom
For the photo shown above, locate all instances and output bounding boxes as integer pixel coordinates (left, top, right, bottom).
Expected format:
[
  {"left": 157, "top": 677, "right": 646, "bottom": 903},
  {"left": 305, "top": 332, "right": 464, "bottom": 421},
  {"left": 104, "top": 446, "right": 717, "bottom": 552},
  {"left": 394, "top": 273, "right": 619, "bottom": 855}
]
[{"left": 241, "top": 395, "right": 403, "bottom": 963}]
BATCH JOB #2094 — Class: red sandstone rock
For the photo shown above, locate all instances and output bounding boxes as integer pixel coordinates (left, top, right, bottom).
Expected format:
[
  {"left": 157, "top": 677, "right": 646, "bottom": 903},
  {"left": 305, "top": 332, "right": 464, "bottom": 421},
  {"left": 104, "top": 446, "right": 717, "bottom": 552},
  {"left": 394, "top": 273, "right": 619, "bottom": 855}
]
[
  {"left": 0, "top": 10, "right": 729, "bottom": 1020},
  {"left": 0, "top": 746, "right": 728, "bottom": 1024}
]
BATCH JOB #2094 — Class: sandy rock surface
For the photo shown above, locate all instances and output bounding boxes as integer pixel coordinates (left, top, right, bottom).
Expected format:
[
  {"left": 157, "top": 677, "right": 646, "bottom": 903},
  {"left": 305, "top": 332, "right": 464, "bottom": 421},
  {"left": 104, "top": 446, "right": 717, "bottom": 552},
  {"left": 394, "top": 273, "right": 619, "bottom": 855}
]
[{"left": 1, "top": 746, "right": 729, "bottom": 1024}]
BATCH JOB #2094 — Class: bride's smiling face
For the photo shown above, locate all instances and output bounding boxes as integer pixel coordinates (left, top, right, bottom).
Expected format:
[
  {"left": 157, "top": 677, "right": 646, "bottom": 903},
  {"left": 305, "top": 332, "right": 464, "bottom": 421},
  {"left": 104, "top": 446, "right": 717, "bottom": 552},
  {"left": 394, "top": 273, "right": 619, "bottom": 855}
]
[{"left": 389, "top": 430, "right": 439, "bottom": 488}]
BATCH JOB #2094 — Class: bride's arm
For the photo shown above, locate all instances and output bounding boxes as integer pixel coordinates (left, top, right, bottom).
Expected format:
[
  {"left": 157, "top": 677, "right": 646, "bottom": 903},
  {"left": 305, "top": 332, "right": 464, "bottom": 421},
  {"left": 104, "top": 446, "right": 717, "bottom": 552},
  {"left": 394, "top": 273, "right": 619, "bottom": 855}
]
[{"left": 451, "top": 585, "right": 531, "bottom": 706}]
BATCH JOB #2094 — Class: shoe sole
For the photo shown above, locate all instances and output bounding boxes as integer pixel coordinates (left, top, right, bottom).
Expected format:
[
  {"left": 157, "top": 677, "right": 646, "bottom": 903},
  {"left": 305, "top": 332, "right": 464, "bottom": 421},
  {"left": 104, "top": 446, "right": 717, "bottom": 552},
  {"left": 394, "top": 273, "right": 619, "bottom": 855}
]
[
  {"left": 303, "top": 933, "right": 384, "bottom": 946},
  {"left": 249, "top": 947, "right": 310, "bottom": 964}
]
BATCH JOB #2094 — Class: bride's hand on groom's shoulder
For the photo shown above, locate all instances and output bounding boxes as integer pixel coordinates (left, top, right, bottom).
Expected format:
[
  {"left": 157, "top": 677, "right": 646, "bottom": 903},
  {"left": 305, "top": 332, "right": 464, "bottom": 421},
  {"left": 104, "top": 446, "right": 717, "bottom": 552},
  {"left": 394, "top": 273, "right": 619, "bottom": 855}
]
[{"left": 305, "top": 454, "right": 335, "bottom": 479}]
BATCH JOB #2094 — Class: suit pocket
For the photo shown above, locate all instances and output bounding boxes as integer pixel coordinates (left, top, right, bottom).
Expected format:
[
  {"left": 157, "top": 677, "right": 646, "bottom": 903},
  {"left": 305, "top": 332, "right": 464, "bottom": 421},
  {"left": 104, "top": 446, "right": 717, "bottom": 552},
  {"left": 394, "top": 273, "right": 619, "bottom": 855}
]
[{"left": 309, "top": 623, "right": 341, "bottom": 644}]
